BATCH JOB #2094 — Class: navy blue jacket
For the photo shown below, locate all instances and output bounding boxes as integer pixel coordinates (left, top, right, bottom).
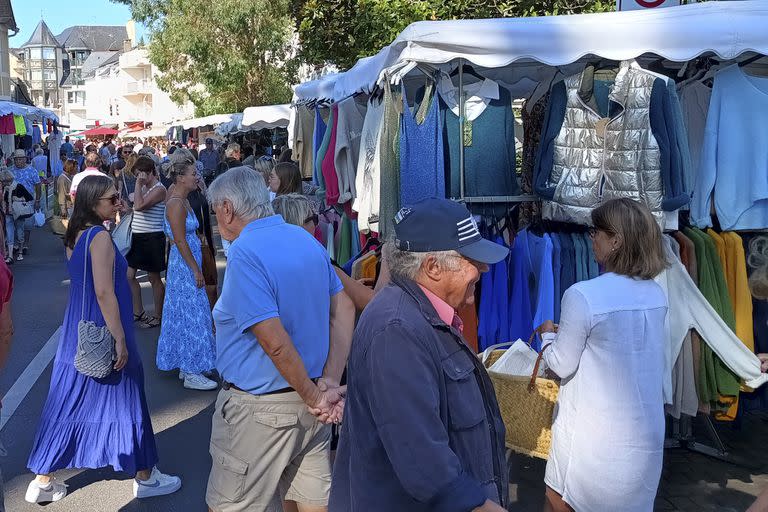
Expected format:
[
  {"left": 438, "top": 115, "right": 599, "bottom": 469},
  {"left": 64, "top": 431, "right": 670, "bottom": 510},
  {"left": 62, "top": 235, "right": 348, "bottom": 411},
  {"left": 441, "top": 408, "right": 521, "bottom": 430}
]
[{"left": 329, "top": 277, "right": 508, "bottom": 512}]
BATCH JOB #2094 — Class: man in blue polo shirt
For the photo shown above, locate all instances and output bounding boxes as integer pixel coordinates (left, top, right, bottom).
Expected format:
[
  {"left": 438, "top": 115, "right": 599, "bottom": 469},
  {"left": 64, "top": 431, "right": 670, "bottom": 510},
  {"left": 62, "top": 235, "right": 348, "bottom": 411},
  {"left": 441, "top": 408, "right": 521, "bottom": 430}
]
[{"left": 205, "top": 166, "right": 354, "bottom": 512}]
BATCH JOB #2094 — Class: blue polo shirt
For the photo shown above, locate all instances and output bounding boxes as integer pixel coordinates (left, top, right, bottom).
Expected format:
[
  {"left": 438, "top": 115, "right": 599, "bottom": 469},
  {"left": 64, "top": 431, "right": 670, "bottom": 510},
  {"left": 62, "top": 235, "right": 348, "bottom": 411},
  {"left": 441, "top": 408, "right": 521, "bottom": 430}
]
[{"left": 213, "top": 214, "right": 343, "bottom": 394}]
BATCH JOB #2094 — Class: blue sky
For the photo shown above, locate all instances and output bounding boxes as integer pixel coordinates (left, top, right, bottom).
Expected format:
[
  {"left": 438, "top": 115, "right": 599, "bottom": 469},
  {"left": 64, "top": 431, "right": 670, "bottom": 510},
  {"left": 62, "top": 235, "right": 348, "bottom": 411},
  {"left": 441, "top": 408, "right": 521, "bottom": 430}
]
[{"left": 9, "top": 0, "right": 146, "bottom": 48}]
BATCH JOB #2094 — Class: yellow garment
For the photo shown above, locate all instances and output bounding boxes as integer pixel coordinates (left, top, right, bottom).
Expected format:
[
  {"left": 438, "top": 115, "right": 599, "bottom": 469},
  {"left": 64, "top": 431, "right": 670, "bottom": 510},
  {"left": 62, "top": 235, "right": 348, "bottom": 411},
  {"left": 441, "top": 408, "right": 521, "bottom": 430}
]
[
  {"left": 705, "top": 229, "right": 739, "bottom": 421},
  {"left": 13, "top": 115, "right": 26, "bottom": 136},
  {"left": 361, "top": 253, "right": 379, "bottom": 280},
  {"left": 722, "top": 232, "right": 754, "bottom": 352}
]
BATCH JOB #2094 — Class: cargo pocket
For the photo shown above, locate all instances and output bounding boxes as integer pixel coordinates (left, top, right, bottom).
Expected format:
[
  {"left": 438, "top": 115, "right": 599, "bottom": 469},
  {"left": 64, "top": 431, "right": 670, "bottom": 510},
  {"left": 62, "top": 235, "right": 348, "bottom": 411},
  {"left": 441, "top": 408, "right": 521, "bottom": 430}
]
[
  {"left": 210, "top": 442, "right": 249, "bottom": 502},
  {"left": 252, "top": 411, "right": 299, "bottom": 429}
]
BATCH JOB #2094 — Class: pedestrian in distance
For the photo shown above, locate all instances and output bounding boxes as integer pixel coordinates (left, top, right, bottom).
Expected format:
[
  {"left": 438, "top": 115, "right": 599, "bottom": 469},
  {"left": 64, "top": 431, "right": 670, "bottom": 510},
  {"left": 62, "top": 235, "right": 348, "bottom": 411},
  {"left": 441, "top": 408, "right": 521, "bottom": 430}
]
[
  {"left": 156, "top": 156, "right": 217, "bottom": 391},
  {"left": 269, "top": 161, "right": 303, "bottom": 196},
  {"left": 1, "top": 168, "right": 34, "bottom": 264},
  {"left": 205, "top": 167, "right": 355, "bottom": 512},
  {"left": 539, "top": 198, "right": 669, "bottom": 512},
  {"left": 25, "top": 175, "right": 181, "bottom": 504},
  {"left": 9, "top": 149, "right": 41, "bottom": 259},
  {"left": 329, "top": 197, "right": 509, "bottom": 512},
  {"left": 126, "top": 156, "right": 167, "bottom": 329}
]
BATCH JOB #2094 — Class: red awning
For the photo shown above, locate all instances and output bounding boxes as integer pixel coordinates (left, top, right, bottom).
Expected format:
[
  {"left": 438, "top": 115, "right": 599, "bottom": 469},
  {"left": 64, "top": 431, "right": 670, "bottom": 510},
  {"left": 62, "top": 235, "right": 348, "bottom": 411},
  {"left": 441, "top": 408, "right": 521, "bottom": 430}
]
[{"left": 81, "top": 126, "right": 119, "bottom": 136}]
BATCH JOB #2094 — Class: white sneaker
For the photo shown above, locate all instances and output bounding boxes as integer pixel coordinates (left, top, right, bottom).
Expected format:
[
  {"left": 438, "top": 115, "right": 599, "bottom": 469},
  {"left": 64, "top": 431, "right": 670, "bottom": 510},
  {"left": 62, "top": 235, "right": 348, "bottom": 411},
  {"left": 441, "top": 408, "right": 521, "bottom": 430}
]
[
  {"left": 178, "top": 371, "right": 185, "bottom": 380},
  {"left": 183, "top": 373, "right": 217, "bottom": 391},
  {"left": 133, "top": 467, "right": 182, "bottom": 498},
  {"left": 25, "top": 479, "right": 68, "bottom": 503}
]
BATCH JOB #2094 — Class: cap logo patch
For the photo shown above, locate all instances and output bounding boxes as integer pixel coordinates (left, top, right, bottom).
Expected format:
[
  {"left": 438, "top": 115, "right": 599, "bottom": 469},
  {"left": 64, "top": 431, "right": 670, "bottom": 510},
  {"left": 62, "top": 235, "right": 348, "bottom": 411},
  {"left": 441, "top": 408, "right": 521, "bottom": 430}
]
[
  {"left": 394, "top": 207, "right": 412, "bottom": 224},
  {"left": 457, "top": 216, "right": 480, "bottom": 242}
]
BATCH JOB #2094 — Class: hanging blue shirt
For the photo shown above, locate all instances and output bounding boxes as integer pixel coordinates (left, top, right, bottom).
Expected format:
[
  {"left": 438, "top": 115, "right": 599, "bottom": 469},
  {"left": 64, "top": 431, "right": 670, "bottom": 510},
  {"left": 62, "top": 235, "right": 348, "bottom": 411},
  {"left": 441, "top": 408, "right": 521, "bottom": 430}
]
[
  {"left": 399, "top": 87, "right": 444, "bottom": 206},
  {"left": 508, "top": 240, "right": 534, "bottom": 346},
  {"left": 551, "top": 234, "right": 562, "bottom": 323},
  {"left": 516, "top": 230, "right": 554, "bottom": 350}
]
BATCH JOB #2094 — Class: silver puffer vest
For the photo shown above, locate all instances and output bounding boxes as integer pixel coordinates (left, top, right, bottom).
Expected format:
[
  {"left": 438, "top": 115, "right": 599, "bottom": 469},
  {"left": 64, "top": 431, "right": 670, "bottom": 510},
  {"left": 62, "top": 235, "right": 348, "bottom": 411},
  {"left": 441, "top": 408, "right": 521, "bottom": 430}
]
[{"left": 543, "top": 61, "right": 664, "bottom": 225}]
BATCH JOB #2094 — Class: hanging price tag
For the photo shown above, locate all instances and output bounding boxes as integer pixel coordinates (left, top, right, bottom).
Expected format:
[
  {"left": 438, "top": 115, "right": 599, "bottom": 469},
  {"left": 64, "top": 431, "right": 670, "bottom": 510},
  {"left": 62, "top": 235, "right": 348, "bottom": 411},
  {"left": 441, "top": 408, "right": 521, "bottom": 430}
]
[
  {"left": 595, "top": 117, "right": 611, "bottom": 138},
  {"left": 463, "top": 118, "right": 473, "bottom": 147}
]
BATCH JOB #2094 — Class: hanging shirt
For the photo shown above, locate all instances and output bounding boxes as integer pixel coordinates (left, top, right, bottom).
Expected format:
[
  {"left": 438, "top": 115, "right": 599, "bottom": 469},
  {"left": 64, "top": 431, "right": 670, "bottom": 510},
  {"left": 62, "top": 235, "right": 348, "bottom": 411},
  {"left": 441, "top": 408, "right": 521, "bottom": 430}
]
[
  {"left": 13, "top": 115, "right": 26, "bottom": 136},
  {"left": 322, "top": 104, "right": 342, "bottom": 205},
  {"left": 692, "top": 65, "right": 768, "bottom": 230},
  {"left": 517, "top": 229, "right": 555, "bottom": 349},
  {"left": 677, "top": 81, "right": 711, "bottom": 190},
  {"left": 400, "top": 85, "right": 444, "bottom": 207},
  {"left": 353, "top": 98, "right": 384, "bottom": 234},
  {"left": 437, "top": 76, "right": 519, "bottom": 198},
  {"left": 314, "top": 107, "right": 332, "bottom": 198},
  {"left": 294, "top": 105, "right": 316, "bottom": 179},
  {"left": 551, "top": 234, "right": 562, "bottom": 323},
  {"left": 334, "top": 97, "right": 366, "bottom": 204}
]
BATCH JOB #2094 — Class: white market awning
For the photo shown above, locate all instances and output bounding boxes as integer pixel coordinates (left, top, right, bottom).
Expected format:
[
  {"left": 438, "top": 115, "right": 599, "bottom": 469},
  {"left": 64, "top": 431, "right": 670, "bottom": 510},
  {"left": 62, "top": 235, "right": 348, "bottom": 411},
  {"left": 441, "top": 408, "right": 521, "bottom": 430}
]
[
  {"left": 216, "top": 105, "right": 292, "bottom": 136},
  {"left": 241, "top": 104, "right": 291, "bottom": 130},
  {"left": 294, "top": 0, "right": 768, "bottom": 102},
  {"left": 180, "top": 113, "right": 235, "bottom": 130},
  {"left": 0, "top": 101, "right": 59, "bottom": 123}
]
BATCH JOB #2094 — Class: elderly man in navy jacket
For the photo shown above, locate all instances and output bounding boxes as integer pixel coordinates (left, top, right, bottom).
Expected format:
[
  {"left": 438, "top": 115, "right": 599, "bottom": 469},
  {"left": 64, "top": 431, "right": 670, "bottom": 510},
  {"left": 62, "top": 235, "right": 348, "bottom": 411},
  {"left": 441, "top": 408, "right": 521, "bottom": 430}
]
[{"left": 330, "top": 198, "right": 509, "bottom": 512}]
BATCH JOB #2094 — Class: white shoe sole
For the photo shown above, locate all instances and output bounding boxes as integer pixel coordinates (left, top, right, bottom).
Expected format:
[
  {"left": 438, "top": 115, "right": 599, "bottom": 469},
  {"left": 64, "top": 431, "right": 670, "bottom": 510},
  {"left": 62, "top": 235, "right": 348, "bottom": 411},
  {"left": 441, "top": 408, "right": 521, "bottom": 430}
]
[
  {"left": 183, "top": 378, "right": 217, "bottom": 391},
  {"left": 135, "top": 478, "right": 182, "bottom": 499}
]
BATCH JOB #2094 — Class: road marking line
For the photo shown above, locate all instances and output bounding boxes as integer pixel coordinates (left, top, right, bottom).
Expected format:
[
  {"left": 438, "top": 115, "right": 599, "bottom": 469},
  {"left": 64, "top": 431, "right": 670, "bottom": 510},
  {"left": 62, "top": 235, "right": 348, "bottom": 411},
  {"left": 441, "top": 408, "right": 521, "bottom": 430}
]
[{"left": 0, "top": 326, "right": 61, "bottom": 431}]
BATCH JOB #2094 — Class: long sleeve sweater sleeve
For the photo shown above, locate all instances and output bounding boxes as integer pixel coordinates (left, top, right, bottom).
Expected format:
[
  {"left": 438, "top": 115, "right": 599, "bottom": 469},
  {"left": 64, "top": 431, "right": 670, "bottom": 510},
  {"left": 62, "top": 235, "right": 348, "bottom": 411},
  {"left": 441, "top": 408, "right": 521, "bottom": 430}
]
[{"left": 533, "top": 80, "right": 568, "bottom": 200}]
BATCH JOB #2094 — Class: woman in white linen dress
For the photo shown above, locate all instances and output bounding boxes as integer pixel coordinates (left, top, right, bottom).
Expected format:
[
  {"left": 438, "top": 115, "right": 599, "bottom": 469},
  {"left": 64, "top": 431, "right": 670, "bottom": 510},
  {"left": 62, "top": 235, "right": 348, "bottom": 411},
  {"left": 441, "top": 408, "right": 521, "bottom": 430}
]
[{"left": 540, "top": 198, "right": 669, "bottom": 512}]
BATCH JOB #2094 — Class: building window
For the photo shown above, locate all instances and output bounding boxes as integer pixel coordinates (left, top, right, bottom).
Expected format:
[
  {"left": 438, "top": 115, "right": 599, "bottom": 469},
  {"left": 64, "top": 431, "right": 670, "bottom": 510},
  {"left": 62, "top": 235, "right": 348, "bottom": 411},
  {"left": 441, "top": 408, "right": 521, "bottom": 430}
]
[
  {"left": 71, "top": 69, "right": 83, "bottom": 85},
  {"left": 31, "top": 70, "right": 42, "bottom": 81},
  {"left": 29, "top": 47, "right": 41, "bottom": 60},
  {"left": 42, "top": 47, "right": 55, "bottom": 60},
  {"left": 42, "top": 69, "right": 56, "bottom": 81},
  {"left": 68, "top": 91, "right": 86, "bottom": 104}
]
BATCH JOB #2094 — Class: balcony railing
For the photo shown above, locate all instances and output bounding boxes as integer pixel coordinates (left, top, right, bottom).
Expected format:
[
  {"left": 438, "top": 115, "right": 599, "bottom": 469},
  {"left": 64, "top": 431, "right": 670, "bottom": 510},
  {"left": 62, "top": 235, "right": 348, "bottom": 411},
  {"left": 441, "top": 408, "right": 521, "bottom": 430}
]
[{"left": 124, "top": 79, "right": 152, "bottom": 95}]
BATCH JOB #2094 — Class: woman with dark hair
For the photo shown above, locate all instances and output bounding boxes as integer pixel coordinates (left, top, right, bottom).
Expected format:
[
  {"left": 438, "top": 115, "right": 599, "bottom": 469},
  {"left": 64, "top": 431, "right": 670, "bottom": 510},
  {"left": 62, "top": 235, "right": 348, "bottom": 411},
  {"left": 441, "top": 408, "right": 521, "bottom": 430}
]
[
  {"left": 268, "top": 161, "right": 302, "bottom": 196},
  {"left": 156, "top": 158, "right": 216, "bottom": 391},
  {"left": 540, "top": 198, "right": 669, "bottom": 512},
  {"left": 126, "top": 156, "right": 167, "bottom": 329},
  {"left": 25, "top": 175, "right": 181, "bottom": 504}
]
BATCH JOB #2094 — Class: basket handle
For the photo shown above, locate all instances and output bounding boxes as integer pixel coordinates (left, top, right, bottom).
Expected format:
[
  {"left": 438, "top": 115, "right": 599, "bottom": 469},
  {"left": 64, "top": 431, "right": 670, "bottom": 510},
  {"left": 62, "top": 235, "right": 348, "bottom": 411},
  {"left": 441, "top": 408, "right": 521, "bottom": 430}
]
[{"left": 528, "top": 344, "right": 552, "bottom": 392}]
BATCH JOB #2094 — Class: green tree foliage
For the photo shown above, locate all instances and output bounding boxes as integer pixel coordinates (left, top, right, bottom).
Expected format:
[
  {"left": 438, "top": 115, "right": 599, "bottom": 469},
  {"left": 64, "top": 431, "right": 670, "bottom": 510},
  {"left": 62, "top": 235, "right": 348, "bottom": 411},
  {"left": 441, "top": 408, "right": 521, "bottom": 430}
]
[
  {"left": 295, "top": 0, "right": 612, "bottom": 69},
  {"left": 112, "top": 0, "right": 294, "bottom": 116}
]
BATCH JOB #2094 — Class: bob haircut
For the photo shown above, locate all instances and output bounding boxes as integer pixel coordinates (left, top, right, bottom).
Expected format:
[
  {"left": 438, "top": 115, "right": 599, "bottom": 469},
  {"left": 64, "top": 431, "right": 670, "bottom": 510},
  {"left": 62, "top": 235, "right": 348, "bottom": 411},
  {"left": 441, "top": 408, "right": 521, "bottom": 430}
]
[{"left": 590, "top": 198, "right": 668, "bottom": 280}]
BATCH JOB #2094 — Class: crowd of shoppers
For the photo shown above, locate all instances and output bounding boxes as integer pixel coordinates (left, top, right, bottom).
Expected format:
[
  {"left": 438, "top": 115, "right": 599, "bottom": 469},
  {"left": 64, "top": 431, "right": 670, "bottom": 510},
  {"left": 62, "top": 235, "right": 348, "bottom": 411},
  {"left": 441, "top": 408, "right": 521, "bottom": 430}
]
[{"left": 6, "top": 125, "right": 759, "bottom": 512}]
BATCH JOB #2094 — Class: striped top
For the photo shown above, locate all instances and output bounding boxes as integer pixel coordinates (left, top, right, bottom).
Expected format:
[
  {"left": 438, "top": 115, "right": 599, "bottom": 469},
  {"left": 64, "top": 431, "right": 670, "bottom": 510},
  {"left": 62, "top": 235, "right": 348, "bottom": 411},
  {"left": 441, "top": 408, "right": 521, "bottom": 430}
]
[{"left": 132, "top": 182, "right": 166, "bottom": 233}]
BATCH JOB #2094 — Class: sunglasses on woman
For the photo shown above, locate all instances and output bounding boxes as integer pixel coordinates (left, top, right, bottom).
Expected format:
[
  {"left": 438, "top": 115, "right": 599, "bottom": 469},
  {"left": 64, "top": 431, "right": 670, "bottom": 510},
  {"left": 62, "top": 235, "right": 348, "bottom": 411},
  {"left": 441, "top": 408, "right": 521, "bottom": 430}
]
[
  {"left": 99, "top": 193, "right": 120, "bottom": 205},
  {"left": 304, "top": 214, "right": 319, "bottom": 226}
]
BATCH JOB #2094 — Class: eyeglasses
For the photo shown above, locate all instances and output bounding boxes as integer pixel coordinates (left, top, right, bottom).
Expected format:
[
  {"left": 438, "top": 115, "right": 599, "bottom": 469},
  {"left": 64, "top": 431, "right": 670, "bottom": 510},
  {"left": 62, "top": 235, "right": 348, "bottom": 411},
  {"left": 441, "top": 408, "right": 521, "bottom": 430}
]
[
  {"left": 99, "top": 193, "right": 120, "bottom": 205},
  {"left": 304, "top": 214, "right": 319, "bottom": 226}
]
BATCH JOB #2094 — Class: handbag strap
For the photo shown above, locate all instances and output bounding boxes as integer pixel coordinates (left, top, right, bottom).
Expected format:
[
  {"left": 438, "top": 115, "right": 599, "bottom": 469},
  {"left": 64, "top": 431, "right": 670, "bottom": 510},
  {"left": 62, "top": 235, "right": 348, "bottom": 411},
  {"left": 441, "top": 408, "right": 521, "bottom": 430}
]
[{"left": 80, "top": 227, "right": 115, "bottom": 321}]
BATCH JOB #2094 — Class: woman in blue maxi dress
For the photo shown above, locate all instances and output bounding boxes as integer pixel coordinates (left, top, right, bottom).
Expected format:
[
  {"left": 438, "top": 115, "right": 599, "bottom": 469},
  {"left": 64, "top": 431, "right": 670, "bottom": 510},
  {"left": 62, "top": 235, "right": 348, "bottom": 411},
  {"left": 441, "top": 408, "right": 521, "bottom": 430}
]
[{"left": 25, "top": 175, "right": 181, "bottom": 504}]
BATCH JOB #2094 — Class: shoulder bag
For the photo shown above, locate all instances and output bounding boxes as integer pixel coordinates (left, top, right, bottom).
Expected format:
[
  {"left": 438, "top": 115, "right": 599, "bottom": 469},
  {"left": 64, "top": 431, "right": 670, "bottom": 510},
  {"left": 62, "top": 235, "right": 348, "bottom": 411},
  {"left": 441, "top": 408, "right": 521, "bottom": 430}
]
[
  {"left": 112, "top": 212, "right": 133, "bottom": 256},
  {"left": 10, "top": 184, "right": 34, "bottom": 220},
  {"left": 74, "top": 227, "right": 117, "bottom": 379}
]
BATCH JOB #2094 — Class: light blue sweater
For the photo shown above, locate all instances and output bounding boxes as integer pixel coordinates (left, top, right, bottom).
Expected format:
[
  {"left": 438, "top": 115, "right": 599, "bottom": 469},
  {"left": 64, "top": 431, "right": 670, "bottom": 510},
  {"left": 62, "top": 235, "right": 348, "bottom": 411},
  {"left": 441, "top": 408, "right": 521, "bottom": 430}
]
[{"left": 692, "top": 65, "right": 768, "bottom": 230}]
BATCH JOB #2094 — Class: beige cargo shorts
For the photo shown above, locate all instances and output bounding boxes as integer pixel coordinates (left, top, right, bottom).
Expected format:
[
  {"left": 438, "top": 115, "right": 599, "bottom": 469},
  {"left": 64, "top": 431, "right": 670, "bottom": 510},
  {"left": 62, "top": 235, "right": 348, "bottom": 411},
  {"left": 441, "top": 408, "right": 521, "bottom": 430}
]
[{"left": 205, "top": 387, "right": 332, "bottom": 512}]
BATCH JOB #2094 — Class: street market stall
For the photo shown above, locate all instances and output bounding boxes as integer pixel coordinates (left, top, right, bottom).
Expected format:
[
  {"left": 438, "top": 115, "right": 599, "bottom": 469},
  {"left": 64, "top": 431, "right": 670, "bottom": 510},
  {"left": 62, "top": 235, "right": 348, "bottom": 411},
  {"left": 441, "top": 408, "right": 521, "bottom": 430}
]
[{"left": 289, "top": 0, "right": 768, "bottom": 466}]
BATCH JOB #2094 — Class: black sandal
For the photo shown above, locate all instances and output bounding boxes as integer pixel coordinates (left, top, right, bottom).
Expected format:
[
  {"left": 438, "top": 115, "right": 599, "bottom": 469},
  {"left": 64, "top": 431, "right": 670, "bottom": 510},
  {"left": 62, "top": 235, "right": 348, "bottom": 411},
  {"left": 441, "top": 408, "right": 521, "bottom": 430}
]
[{"left": 134, "top": 312, "right": 160, "bottom": 329}]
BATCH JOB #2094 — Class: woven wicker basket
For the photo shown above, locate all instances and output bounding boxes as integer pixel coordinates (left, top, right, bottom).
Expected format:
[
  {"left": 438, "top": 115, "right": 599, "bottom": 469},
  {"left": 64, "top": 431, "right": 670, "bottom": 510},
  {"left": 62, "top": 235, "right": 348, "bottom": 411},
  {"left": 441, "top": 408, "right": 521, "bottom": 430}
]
[{"left": 483, "top": 348, "right": 560, "bottom": 460}]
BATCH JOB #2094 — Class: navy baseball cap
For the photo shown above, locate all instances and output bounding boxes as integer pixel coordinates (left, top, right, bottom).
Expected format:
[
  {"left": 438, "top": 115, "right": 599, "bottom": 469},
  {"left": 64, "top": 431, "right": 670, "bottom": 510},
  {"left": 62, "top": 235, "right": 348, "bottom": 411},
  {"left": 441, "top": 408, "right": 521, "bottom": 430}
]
[{"left": 393, "top": 198, "right": 509, "bottom": 265}]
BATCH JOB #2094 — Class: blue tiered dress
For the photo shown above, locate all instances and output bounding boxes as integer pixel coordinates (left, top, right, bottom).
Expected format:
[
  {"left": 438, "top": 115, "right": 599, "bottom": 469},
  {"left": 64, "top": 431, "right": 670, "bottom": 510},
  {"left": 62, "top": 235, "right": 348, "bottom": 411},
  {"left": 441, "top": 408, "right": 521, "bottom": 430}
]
[
  {"left": 27, "top": 226, "right": 158, "bottom": 475},
  {"left": 156, "top": 208, "right": 215, "bottom": 374}
]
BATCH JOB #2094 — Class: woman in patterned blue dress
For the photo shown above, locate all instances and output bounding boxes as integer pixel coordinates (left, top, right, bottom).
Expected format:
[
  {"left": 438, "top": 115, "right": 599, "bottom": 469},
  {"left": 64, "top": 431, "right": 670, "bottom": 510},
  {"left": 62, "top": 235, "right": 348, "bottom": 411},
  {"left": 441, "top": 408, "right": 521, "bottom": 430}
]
[{"left": 156, "top": 157, "right": 216, "bottom": 390}]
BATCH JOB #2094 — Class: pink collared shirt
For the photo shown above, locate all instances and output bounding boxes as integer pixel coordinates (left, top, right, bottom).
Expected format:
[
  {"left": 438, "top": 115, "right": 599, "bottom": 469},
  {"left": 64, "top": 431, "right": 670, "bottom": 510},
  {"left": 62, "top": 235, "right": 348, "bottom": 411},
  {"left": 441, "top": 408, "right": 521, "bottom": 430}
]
[{"left": 419, "top": 285, "right": 464, "bottom": 333}]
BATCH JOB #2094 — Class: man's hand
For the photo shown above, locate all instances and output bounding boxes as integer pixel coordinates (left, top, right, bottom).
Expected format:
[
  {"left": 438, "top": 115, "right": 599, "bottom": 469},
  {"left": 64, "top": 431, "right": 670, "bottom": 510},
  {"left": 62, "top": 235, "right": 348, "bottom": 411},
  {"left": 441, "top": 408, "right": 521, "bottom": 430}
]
[
  {"left": 473, "top": 500, "right": 506, "bottom": 512},
  {"left": 538, "top": 320, "right": 558, "bottom": 334},
  {"left": 307, "top": 379, "right": 347, "bottom": 424}
]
